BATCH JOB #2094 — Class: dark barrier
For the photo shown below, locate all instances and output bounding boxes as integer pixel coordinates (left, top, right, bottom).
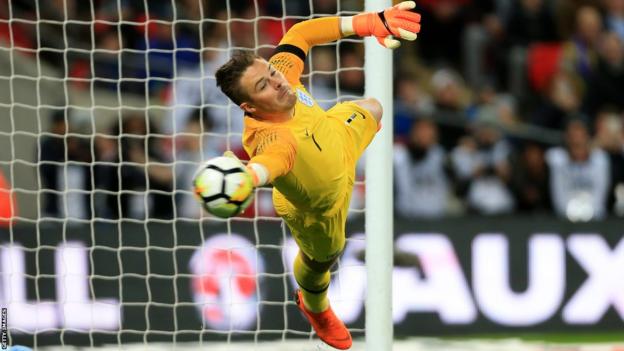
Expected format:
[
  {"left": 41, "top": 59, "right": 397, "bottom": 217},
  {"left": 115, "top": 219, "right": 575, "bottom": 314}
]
[{"left": 1, "top": 216, "right": 622, "bottom": 346}]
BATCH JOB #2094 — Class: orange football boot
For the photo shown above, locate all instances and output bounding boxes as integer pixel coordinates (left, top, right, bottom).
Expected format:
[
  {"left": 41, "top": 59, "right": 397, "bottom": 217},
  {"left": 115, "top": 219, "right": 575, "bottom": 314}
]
[{"left": 295, "top": 290, "right": 352, "bottom": 350}]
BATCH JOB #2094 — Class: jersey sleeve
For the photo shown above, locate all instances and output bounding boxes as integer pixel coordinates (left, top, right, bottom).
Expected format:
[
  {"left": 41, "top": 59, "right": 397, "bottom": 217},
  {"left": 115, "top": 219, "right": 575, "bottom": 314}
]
[
  {"left": 269, "top": 16, "right": 342, "bottom": 85},
  {"left": 249, "top": 127, "right": 298, "bottom": 183}
]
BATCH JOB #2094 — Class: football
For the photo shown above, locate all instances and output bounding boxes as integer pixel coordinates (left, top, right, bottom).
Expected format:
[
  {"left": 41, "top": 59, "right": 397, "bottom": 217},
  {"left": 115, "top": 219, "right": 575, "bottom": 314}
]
[{"left": 192, "top": 156, "right": 254, "bottom": 218}]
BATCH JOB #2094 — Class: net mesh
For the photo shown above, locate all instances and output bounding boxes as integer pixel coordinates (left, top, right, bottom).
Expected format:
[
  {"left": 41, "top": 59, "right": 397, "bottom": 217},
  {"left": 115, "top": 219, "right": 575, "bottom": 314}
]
[{"left": 0, "top": 0, "right": 369, "bottom": 349}]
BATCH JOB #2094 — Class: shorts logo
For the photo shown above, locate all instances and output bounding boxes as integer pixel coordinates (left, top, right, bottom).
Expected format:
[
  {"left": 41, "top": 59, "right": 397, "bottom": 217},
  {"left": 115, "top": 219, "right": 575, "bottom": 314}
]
[
  {"left": 345, "top": 112, "right": 364, "bottom": 125},
  {"left": 296, "top": 89, "right": 314, "bottom": 107}
]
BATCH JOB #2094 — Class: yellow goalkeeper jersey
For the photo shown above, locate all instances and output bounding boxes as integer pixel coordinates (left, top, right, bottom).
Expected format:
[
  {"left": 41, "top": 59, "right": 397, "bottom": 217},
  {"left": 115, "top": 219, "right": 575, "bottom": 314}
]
[
  {"left": 243, "top": 83, "right": 354, "bottom": 216},
  {"left": 242, "top": 17, "right": 371, "bottom": 216}
]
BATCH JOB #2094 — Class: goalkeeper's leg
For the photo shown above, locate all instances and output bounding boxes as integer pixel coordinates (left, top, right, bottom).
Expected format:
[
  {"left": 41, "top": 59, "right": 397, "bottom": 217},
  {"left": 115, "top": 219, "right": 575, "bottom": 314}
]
[
  {"left": 350, "top": 97, "right": 383, "bottom": 124},
  {"left": 326, "top": 99, "right": 381, "bottom": 161},
  {"left": 293, "top": 250, "right": 352, "bottom": 350},
  {"left": 293, "top": 251, "right": 334, "bottom": 312}
]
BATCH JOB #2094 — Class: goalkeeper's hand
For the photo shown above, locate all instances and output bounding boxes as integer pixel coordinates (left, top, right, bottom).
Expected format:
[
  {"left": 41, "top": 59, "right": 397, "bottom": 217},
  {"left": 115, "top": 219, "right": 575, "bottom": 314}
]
[
  {"left": 223, "top": 150, "right": 267, "bottom": 187},
  {"left": 351, "top": 1, "right": 421, "bottom": 49}
]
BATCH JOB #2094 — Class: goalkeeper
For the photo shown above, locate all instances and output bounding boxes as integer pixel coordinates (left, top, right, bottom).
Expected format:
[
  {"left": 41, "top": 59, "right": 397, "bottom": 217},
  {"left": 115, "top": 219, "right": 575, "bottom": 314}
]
[{"left": 215, "top": 2, "right": 420, "bottom": 349}]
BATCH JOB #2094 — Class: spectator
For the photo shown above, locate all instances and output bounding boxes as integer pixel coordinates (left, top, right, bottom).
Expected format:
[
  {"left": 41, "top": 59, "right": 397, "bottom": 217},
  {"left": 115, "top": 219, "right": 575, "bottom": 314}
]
[
  {"left": 64, "top": 116, "right": 93, "bottom": 220},
  {"left": 504, "top": 0, "right": 561, "bottom": 101},
  {"left": 584, "top": 31, "right": 624, "bottom": 117},
  {"left": 226, "top": 6, "right": 259, "bottom": 50},
  {"left": 39, "top": 109, "right": 92, "bottom": 219},
  {"left": 338, "top": 44, "right": 365, "bottom": 96},
  {"left": 462, "top": 0, "right": 507, "bottom": 88},
  {"left": 415, "top": 0, "right": 469, "bottom": 70},
  {"left": 164, "top": 35, "right": 244, "bottom": 155},
  {"left": 560, "top": 6, "right": 603, "bottom": 82},
  {"left": 93, "top": 124, "right": 118, "bottom": 219},
  {"left": 39, "top": 111, "right": 67, "bottom": 217},
  {"left": 393, "top": 74, "right": 434, "bottom": 140},
  {"left": 556, "top": 0, "right": 600, "bottom": 39},
  {"left": 92, "top": 28, "right": 122, "bottom": 92},
  {"left": 135, "top": 20, "right": 200, "bottom": 96},
  {"left": 430, "top": 68, "right": 469, "bottom": 150},
  {"left": 592, "top": 109, "right": 624, "bottom": 212},
  {"left": 104, "top": 115, "right": 174, "bottom": 219},
  {"left": 506, "top": 0, "right": 559, "bottom": 47},
  {"left": 394, "top": 119, "right": 452, "bottom": 218},
  {"left": 604, "top": 0, "right": 624, "bottom": 43},
  {"left": 0, "top": 0, "right": 35, "bottom": 54},
  {"left": 307, "top": 44, "right": 365, "bottom": 103},
  {"left": 311, "top": 0, "right": 338, "bottom": 14},
  {"left": 467, "top": 82, "right": 518, "bottom": 130},
  {"left": 306, "top": 47, "right": 341, "bottom": 110},
  {"left": 546, "top": 119, "right": 610, "bottom": 220},
  {"left": 451, "top": 118, "right": 515, "bottom": 215},
  {"left": 510, "top": 142, "right": 552, "bottom": 212},
  {"left": 174, "top": 109, "right": 218, "bottom": 219},
  {"left": 531, "top": 69, "right": 585, "bottom": 130}
]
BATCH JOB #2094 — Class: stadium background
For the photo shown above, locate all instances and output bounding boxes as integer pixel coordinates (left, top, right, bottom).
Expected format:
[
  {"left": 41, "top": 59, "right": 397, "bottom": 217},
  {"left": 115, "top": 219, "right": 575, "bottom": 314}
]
[{"left": 0, "top": 0, "right": 623, "bottom": 349}]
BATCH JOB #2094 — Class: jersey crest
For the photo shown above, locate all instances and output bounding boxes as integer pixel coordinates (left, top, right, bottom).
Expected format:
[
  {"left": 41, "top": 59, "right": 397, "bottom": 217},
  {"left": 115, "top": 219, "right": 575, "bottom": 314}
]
[{"left": 296, "top": 88, "right": 314, "bottom": 107}]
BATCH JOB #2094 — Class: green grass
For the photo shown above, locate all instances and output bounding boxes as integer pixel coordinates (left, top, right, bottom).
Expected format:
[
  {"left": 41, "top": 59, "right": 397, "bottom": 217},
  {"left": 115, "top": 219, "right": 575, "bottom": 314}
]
[{"left": 444, "top": 331, "right": 624, "bottom": 343}]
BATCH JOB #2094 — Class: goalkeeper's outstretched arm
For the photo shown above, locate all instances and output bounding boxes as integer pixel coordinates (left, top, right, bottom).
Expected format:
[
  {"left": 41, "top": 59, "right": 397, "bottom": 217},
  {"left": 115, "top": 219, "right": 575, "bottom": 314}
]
[
  {"left": 271, "top": 1, "right": 421, "bottom": 85},
  {"left": 238, "top": 1, "right": 421, "bottom": 187}
]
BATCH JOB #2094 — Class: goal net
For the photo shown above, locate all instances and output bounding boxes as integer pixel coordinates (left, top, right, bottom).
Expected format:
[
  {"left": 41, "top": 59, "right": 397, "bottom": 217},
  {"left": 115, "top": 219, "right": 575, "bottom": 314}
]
[{"left": 0, "top": 0, "right": 372, "bottom": 349}]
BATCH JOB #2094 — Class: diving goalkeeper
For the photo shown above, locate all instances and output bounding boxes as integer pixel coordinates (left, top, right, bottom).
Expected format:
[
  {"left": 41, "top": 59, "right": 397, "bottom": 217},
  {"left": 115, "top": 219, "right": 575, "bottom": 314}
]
[{"left": 215, "top": 2, "right": 421, "bottom": 349}]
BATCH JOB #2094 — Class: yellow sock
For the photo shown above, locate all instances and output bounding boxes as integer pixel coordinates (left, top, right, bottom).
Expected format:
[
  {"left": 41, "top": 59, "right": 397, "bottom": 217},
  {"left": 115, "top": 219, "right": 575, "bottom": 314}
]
[{"left": 294, "top": 252, "right": 331, "bottom": 313}]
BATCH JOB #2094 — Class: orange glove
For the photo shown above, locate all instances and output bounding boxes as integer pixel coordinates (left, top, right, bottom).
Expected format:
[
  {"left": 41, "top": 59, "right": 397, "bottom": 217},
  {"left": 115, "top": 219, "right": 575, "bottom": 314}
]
[{"left": 352, "top": 1, "right": 421, "bottom": 49}]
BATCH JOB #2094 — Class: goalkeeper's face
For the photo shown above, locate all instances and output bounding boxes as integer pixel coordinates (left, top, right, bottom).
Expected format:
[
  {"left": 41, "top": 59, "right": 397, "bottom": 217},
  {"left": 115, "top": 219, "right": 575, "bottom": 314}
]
[{"left": 239, "top": 59, "right": 296, "bottom": 120}]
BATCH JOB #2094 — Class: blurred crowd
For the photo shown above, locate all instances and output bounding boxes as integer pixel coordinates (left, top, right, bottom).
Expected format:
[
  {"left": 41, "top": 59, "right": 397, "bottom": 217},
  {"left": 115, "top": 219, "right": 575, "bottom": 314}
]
[
  {"left": 392, "top": 0, "right": 624, "bottom": 221},
  {"left": 4, "top": 0, "right": 624, "bottom": 221}
]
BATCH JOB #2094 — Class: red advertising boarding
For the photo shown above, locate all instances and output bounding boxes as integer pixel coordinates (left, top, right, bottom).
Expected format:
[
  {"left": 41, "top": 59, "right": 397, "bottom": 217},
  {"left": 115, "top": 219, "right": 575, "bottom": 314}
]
[{"left": 0, "top": 169, "right": 15, "bottom": 227}]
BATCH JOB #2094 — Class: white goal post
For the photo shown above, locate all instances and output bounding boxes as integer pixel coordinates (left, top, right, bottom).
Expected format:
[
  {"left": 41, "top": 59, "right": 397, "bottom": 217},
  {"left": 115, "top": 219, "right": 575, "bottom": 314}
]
[
  {"left": 0, "top": 0, "right": 394, "bottom": 349},
  {"left": 364, "top": 0, "right": 394, "bottom": 350}
]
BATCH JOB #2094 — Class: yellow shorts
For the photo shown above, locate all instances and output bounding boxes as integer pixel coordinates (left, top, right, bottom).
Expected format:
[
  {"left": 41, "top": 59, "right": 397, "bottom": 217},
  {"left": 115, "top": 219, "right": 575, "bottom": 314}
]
[
  {"left": 326, "top": 101, "right": 379, "bottom": 163},
  {"left": 274, "top": 101, "right": 378, "bottom": 263}
]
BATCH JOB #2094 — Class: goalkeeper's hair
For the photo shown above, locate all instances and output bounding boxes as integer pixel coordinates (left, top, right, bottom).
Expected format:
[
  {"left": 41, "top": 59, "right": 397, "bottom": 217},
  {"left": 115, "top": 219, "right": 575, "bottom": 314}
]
[{"left": 215, "top": 50, "right": 260, "bottom": 106}]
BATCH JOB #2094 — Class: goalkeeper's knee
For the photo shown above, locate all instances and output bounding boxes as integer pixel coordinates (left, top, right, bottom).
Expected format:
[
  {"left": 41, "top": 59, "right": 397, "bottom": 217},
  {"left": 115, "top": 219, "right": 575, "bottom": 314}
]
[{"left": 293, "top": 252, "right": 331, "bottom": 289}]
